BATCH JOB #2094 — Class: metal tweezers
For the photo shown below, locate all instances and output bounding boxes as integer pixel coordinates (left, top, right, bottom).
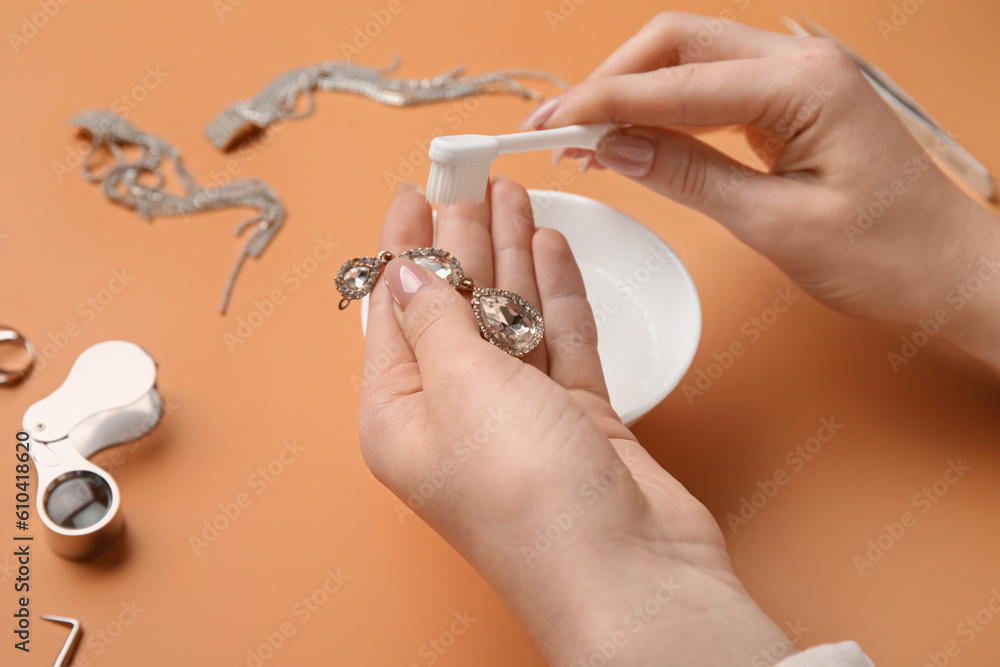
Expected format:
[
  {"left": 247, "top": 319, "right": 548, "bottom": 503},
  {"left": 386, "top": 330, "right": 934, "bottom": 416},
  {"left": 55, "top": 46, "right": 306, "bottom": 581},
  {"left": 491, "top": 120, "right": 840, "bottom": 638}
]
[{"left": 783, "top": 15, "right": 996, "bottom": 200}]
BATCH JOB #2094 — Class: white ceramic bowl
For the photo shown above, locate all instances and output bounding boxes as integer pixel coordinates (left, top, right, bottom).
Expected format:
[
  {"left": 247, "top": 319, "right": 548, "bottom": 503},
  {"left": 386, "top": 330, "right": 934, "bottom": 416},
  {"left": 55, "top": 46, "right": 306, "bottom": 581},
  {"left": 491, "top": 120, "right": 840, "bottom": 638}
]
[{"left": 361, "top": 190, "right": 701, "bottom": 425}]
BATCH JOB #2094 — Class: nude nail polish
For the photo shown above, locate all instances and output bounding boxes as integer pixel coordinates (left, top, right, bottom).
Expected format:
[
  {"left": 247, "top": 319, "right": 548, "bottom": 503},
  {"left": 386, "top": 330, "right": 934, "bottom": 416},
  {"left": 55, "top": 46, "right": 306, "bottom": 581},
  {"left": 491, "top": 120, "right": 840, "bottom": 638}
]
[
  {"left": 385, "top": 259, "right": 432, "bottom": 309},
  {"left": 595, "top": 134, "right": 655, "bottom": 178},
  {"left": 519, "top": 95, "right": 562, "bottom": 130}
]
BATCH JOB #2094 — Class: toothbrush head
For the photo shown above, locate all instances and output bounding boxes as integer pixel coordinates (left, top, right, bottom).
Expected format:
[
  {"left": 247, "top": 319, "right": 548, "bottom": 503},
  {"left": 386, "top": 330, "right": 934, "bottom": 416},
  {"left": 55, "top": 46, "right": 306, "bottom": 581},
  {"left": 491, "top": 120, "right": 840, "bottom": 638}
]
[{"left": 425, "top": 134, "right": 500, "bottom": 206}]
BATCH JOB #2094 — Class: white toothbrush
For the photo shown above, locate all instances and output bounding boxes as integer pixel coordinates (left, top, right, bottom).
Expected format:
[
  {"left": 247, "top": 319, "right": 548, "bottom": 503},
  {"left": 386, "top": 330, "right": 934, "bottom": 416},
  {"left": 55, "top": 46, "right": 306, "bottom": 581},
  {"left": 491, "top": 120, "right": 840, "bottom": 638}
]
[{"left": 425, "top": 123, "right": 615, "bottom": 206}]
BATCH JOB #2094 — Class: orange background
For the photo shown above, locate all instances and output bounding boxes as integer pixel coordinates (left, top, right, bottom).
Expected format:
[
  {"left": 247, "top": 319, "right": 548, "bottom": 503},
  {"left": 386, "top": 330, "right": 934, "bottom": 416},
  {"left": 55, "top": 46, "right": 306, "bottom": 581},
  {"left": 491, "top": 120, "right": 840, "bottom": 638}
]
[{"left": 2, "top": 0, "right": 1000, "bottom": 665}]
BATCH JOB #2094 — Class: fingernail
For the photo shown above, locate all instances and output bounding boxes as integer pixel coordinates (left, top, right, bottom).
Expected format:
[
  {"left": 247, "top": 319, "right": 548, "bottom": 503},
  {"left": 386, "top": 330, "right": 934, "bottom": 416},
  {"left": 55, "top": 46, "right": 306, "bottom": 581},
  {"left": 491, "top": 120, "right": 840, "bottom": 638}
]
[
  {"left": 398, "top": 181, "right": 423, "bottom": 194},
  {"left": 384, "top": 258, "right": 432, "bottom": 309},
  {"left": 551, "top": 147, "right": 566, "bottom": 166},
  {"left": 492, "top": 174, "right": 506, "bottom": 182},
  {"left": 519, "top": 95, "right": 562, "bottom": 130},
  {"left": 595, "top": 134, "right": 654, "bottom": 177}
]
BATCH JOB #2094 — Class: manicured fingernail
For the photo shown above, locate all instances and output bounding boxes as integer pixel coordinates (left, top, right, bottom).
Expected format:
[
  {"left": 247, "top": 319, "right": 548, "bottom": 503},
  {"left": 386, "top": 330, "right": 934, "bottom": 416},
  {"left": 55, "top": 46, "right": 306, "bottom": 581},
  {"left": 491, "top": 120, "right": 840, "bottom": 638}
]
[
  {"left": 384, "top": 258, "right": 432, "bottom": 309},
  {"left": 551, "top": 147, "right": 566, "bottom": 165},
  {"left": 398, "top": 181, "right": 423, "bottom": 194},
  {"left": 595, "top": 134, "right": 654, "bottom": 177},
  {"left": 492, "top": 174, "right": 507, "bottom": 182},
  {"left": 519, "top": 95, "right": 562, "bottom": 130}
]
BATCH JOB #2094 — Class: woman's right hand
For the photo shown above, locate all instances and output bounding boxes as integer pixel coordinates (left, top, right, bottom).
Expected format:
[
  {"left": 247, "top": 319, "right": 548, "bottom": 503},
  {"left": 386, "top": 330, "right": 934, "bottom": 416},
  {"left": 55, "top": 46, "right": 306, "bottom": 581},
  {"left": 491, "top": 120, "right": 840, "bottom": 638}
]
[{"left": 524, "top": 12, "right": 1000, "bottom": 371}]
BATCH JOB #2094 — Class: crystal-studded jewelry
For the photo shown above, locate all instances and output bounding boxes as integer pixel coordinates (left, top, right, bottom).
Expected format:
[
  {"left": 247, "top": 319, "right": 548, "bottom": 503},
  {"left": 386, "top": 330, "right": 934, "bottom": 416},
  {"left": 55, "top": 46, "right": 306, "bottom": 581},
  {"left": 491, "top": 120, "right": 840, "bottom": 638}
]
[
  {"left": 399, "top": 248, "right": 463, "bottom": 288},
  {"left": 336, "top": 248, "right": 544, "bottom": 358},
  {"left": 470, "top": 288, "right": 544, "bottom": 357},
  {"left": 68, "top": 110, "right": 286, "bottom": 314},
  {"left": 335, "top": 255, "right": 384, "bottom": 301},
  {"left": 204, "top": 56, "right": 568, "bottom": 150}
]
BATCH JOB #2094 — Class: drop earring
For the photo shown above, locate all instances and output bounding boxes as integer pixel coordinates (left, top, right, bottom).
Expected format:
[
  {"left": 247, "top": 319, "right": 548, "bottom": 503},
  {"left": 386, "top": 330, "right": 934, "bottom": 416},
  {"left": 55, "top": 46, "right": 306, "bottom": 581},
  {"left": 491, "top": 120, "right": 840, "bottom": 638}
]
[{"left": 336, "top": 248, "right": 544, "bottom": 358}]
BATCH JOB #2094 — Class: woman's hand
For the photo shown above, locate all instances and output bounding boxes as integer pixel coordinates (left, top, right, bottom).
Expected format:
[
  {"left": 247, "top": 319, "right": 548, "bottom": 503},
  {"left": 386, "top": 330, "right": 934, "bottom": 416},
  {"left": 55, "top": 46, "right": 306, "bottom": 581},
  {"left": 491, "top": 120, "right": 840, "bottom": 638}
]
[
  {"left": 525, "top": 12, "right": 1000, "bottom": 372},
  {"left": 359, "top": 178, "right": 790, "bottom": 665}
]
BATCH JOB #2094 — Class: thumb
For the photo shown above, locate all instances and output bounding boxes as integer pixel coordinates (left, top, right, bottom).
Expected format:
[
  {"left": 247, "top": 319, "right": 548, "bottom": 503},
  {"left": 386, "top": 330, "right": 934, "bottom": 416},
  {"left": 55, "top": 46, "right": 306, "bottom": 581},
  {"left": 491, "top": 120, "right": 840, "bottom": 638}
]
[
  {"left": 383, "top": 258, "right": 489, "bottom": 382},
  {"left": 594, "top": 127, "right": 795, "bottom": 241}
]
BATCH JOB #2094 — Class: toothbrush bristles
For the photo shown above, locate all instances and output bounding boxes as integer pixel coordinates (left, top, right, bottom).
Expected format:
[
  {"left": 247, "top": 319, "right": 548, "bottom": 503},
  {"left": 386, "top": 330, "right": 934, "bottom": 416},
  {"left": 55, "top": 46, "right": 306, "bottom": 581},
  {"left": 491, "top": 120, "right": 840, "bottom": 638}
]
[{"left": 425, "top": 161, "right": 492, "bottom": 207}]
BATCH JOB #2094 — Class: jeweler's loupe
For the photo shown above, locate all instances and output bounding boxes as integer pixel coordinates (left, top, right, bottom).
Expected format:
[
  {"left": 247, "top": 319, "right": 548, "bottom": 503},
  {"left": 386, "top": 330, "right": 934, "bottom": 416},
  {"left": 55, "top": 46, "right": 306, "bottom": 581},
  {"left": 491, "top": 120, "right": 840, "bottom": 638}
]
[{"left": 22, "top": 341, "right": 161, "bottom": 560}]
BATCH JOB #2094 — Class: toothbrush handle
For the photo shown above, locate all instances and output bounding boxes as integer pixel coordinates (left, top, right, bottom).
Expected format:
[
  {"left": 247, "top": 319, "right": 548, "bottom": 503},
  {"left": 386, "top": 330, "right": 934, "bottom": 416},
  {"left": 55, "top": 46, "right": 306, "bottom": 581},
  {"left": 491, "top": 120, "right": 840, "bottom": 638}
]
[{"left": 496, "top": 123, "right": 616, "bottom": 155}]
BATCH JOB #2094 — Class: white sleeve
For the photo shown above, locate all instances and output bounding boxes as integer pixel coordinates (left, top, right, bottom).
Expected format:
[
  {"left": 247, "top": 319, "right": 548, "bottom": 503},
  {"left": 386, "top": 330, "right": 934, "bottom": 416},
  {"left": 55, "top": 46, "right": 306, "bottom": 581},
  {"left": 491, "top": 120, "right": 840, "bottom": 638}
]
[{"left": 776, "top": 641, "right": 875, "bottom": 666}]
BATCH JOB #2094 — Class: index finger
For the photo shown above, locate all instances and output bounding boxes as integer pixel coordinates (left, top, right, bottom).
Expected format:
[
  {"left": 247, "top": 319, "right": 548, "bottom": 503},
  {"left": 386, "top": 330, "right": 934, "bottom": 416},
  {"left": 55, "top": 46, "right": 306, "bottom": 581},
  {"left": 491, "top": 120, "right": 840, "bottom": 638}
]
[
  {"left": 548, "top": 56, "right": 815, "bottom": 138},
  {"left": 586, "top": 12, "right": 800, "bottom": 79}
]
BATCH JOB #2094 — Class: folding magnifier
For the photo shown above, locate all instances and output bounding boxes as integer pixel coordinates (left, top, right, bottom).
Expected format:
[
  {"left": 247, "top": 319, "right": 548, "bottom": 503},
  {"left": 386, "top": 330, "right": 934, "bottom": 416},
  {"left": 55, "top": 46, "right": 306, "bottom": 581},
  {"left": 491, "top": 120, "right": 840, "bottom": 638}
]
[{"left": 22, "top": 341, "right": 161, "bottom": 560}]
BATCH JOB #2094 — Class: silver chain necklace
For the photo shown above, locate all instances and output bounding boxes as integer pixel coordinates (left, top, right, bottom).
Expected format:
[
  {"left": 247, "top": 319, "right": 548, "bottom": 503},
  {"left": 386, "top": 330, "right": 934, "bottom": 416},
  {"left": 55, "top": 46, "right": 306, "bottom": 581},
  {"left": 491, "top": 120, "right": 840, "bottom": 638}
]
[
  {"left": 205, "top": 55, "right": 567, "bottom": 149},
  {"left": 70, "top": 110, "right": 285, "bottom": 313}
]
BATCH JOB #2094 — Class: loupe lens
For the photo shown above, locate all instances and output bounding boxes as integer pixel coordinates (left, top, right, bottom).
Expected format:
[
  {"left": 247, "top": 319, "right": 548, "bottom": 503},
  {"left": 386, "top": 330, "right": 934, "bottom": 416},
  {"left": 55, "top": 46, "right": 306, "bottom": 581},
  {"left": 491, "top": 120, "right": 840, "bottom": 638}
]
[{"left": 45, "top": 471, "right": 113, "bottom": 530}]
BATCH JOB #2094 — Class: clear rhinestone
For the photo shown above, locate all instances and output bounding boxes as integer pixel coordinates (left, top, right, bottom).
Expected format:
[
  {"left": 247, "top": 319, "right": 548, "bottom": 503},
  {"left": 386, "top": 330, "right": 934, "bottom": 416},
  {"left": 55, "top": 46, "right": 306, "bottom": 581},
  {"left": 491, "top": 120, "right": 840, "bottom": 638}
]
[
  {"left": 343, "top": 265, "right": 370, "bottom": 290},
  {"left": 411, "top": 256, "right": 453, "bottom": 281},
  {"left": 480, "top": 294, "right": 538, "bottom": 354}
]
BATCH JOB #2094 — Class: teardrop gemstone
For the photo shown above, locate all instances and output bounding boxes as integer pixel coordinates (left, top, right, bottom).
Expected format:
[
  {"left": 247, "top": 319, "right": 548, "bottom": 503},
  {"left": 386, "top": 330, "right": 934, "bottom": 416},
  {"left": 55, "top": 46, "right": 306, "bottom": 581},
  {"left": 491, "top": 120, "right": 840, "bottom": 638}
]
[
  {"left": 343, "top": 265, "right": 370, "bottom": 290},
  {"left": 472, "top": 288, "right": 544, "bottom": 357},
  {"left": 335, "top": 256, "right": 381, "bottom": 300},
  {"left": 400, "top": 248, "right": 463, "bottom": 287}
]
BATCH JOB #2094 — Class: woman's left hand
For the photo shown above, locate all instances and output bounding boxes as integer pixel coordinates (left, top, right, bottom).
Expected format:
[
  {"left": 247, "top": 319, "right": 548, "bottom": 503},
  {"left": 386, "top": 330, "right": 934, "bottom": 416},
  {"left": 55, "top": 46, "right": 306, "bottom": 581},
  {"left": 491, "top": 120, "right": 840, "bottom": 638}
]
[{"left": 358, "top": 177, "right": 790, "bottom": 665}]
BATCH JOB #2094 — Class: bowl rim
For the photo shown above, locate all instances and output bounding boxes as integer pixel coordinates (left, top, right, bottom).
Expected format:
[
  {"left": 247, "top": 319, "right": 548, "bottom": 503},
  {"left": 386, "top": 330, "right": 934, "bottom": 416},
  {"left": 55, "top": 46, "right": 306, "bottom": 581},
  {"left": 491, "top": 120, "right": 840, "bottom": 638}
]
[{"left": 360, "top": 189, "right": 703, "bottom": 425}]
